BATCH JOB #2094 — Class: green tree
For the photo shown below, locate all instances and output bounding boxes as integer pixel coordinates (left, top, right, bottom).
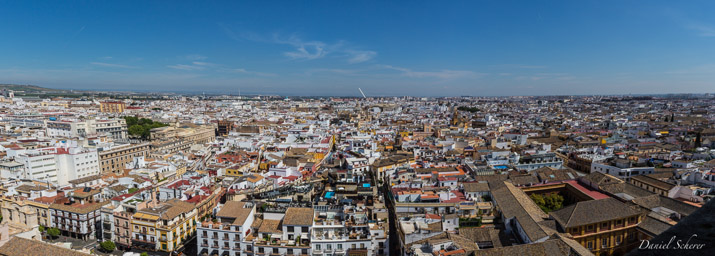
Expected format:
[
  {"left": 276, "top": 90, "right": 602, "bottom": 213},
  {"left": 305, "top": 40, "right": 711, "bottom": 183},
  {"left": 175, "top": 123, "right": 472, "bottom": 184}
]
[
  {"left": 47, "top": 227, "right": 60, "bottom": 239},
  {"left": 128, "top": 125, "right": 145, "bottom": 138},
  {"left": 100, "top": 240, "right": 116, "bottom": 252},
  {"left": 530, "top": 194, "right": 548, "bottom": 212},
  {"left": 140, "top": 253, "right": 149, "bottom": 256},
  {"left": 38, "top": 225, "right": 45, "bottom": 232},
  {"left": 530, "top": 193, "right": 565, "bottom": 213},
  {"left": 124, "top": 116, "right": 139, "bottom": 126}
]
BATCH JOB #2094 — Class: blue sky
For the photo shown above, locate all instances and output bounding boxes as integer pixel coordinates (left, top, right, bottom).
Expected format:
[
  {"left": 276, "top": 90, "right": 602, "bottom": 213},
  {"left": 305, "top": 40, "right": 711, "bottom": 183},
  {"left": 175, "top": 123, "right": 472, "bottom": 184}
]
[{"left": 1, "top": 0, "right": 714, "bottom": 96}]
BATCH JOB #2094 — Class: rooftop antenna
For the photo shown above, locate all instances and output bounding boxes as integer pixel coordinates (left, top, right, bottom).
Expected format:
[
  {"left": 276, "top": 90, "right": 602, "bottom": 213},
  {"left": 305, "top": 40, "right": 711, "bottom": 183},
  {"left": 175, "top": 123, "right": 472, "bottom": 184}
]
[{"left": 358, "top": 88, "right": 367, "bottom": 99}]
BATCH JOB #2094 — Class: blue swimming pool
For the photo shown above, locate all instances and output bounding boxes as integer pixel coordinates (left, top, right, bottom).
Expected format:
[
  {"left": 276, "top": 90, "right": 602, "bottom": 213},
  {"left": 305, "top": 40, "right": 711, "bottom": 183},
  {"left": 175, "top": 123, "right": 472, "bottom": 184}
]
[
  {"left": 325, "top": 191, "right": 335, "bottom": 199},
  {"left": 363, "top": 183, "right": 371, "bottom": 188},
  {"left": 494, "top": 165, "right": 508, "bottom": 169}
]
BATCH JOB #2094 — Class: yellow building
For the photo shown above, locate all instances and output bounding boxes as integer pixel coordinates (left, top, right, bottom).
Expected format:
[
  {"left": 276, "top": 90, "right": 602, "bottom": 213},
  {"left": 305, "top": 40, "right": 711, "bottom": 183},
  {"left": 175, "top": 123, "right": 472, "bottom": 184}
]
[
  {"left": 99, "top": 143, "right": 151, "bottom": 174},
  {"left": 551, "top": 198, "right": 644, "bottom": 256},
  {"left": 372, "top": 152, "right": 415, "bottom": 180},
  {"left": 131, "top": 199, "right": 198, "bottom": 252},
  {"left": 100, "top": 101, "right": 126, "bottom": 113},
  {"left": 224, "top": 164, "right": 249, "bottom": 177}
]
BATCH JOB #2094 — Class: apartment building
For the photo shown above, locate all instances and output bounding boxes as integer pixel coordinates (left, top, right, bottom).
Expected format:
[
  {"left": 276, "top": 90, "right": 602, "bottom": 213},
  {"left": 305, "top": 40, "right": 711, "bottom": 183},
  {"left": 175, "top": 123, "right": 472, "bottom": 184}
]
[
  {"left": 100, "top": 101, "right": 126, "bottom": 113},
  {"left": 15, "top": 150, "right": 59, "bottom": 185},
  {"left": 312, "top": 205, "right": 384, "bottom": 256},
  {"left": 0, "top": 162, "right": 24, "bottom": 180},
  {"left": 197, "top": 201, "right": 255, "bottom": 256},
  {"left": 515, "top": 153, "right": 564, "bottom": 171},
  {"left": 149, "top": 124, "right": 216, "bottom": 155},
  {"left": 552, "top": 198, "right": 644, "bottom": 255},
  {"left": 249, "top": 208, "right": 313, "bottom": 256},
  {"left": 98, "top": 143, "right": 151, "bottom": 174},
  {"left": 131, "top": 199, "right": 198, "bottom": 253},
  {"left": 591, "top": 162, "right": 654, "bottom": 181},
  {"left": 50, "top": 200, "right": 109, "bottom": 240},
  {"left": 54, "top": 147, "right": 101, "bottom": 185},
  {"left": 46, "top": 119, "right": 127, "bottom": 139}
]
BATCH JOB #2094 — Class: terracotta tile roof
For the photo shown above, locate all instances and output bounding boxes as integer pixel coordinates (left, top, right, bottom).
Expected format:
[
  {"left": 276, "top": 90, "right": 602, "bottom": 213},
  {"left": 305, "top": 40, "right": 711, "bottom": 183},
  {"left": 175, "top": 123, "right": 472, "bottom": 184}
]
[
  {"left": 0, "top": 236, "right": 90, "bottom": 256},
  {"left": 216, "top": 201, "right": 253, "bottom": 225},
  {"left": 50, "top": 201, "right": 109, "bottom": 214},
  {"left": 282, "top": 207, "right": 313, "bottom": 226},
  {"left": 257, "top": 219, "right": 281, "bottom": 234},
  {"left": 551, "top": 197, "right": 643, "bottom": 228}
]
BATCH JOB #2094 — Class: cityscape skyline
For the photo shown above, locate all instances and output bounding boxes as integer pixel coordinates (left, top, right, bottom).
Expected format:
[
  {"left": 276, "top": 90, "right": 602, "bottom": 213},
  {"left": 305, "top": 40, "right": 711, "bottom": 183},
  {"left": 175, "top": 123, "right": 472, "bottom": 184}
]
[{"left": 2, "top": 1, "right": 715, "bottom": 96}]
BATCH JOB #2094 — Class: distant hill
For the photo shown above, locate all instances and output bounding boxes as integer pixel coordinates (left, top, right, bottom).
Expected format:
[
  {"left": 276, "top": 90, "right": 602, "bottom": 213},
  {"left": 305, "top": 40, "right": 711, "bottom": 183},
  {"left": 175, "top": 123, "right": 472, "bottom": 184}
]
[{"left": 0, "top": 84, "right": 63, "bottom": 92}]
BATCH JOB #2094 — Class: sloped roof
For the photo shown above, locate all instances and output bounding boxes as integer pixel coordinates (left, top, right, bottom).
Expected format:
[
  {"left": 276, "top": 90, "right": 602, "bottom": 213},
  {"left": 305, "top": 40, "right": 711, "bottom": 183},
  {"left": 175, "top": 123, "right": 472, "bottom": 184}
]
[
  {"left": 551, "top": 198, "right": 643, "bottom": 228},
  {"left": 283, "top": 207, "right": 313, "bottom": 226},
  {"left": 0, "top": 236, "right": 90, "bottom": 256}
]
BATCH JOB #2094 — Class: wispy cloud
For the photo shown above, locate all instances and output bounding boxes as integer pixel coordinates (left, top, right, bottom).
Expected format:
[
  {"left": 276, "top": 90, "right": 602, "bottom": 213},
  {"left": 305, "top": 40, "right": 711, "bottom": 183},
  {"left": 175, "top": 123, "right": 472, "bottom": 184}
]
[
  {"left": 665, "top": 11, "right": 715, "bottom": 37},
  {"left": 185, "top": 54, "right": 208, "bottom": 60},
  {"left": 167, "top": 64, "right": 205, "bottom": 71},
  {"left": 378, "top": 65, "right": 481, "bottom": 79},
  {"left": 346, "top": 50, "right": 377, "bottom": 64},
  {"left": 665, "top": 64, "right": 715, "bottom": 74},
  {"left": 278, "top": 35, "right": 331, "bottom": 60},
  {"left": 515, "top": 72, "right": 574, "bottom": 81},
  {"left": 90, "top": 62, "right": 137, "bottom": 69},
  {"left": 228, "top": 68, "right": 276, "bottom": 77},
  {"left": 191, "top": 61, "right": 215, "bottom": 66},
  {"left": 305, "top": 68, "right": 363, "bottom": 76},
  {"left": 686, "top": 23, "right": 715, "bottom": 37},
  {"left": 221, "top": 25, "right": 376, "bottom": 63},
  {"left": 491, "top": 64, "right": 548, "bottom": 69},
  {"left": 167, "top": 58, "right": 215, "bottom": 71}
]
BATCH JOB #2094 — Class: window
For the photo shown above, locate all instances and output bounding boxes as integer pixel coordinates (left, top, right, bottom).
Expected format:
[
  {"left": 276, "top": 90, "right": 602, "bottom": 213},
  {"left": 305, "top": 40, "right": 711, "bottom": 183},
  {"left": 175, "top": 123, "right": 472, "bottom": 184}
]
[
  {"left": 602, "top": 237, "right": 609, "bottom": 248},
  {"left": 338, "top": 244, "right": 342, "bottom": 250},
  {"left": 302, "top": 227, "right": 309, "bottom": 232},
  {"left": 602, "top": 222, "right": 608, "bottom": 229},
  {"left": 315, "top": 244, "right": 321, "bottom": 250},
  {"left": 616, "top": 235, "right": 622, "bottom": 245},
  {"left": 287, "top": 226, "right": 294, "bottom": 232},
  {"left": 327, "top": 244, "right": 332, "bottom": 250},
  {"left": 587, "top": 241, "right": 593, "bottom": 249}
]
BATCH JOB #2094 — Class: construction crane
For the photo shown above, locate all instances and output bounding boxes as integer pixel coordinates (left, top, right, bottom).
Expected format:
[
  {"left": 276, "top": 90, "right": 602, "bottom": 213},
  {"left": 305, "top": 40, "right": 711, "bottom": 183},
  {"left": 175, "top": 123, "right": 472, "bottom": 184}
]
[{"left": 358, "top": 88, "right": 367, "bottom": 98}]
